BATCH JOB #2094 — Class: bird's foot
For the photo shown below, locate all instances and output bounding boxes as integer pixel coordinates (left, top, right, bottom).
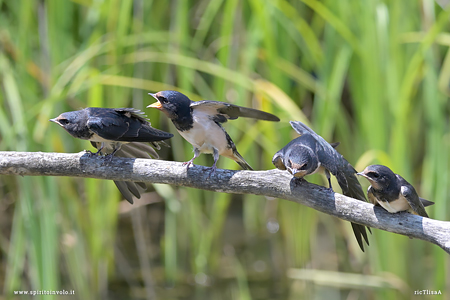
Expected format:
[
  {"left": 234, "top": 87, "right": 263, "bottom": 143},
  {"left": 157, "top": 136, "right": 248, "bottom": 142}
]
[
  {"left": 205, "top": 165, "right": 217, "bottom": 178},
  {"left": 86, "top": 149, "right": 103, "bottom": 157},
  {"left": 101, "top": 153, "right": 115, "bottom": 165},
  {"left": 326, "top": 184, "right": 334, "bottom": 193},
  {"left": 182, "top": 160, "right": 195, "bottom": 170},
  {"left": 85, "top": 150, "right": 96, "bottom": 157}
]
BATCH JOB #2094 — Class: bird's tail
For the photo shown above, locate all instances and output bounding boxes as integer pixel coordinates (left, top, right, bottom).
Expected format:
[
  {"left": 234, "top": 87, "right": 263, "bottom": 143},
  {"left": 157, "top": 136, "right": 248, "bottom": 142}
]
[
  {"left": 232, "top": 150, "right": 253, "bottom": 170},
  {"left": 90, "top": 141, "right": 154, "bottom": 204},
  {"left": 334, "top": 158, "right": 371, "bottom": 252}
]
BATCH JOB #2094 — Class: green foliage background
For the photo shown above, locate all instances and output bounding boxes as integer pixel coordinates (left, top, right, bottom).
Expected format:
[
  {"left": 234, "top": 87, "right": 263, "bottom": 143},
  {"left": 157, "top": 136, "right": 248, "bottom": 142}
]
[{"left": 0, "top": 0, "right": 449, "bottom": 299}]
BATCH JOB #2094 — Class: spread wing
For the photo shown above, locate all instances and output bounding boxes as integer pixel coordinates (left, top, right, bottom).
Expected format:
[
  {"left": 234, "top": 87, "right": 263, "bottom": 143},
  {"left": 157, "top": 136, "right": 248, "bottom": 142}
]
[
  {"left": 191, "top": 100, "right": 280, "bottom": 123},
  {"left": 290, "top": 120, "right": 371, "bottom": 251},
  {"left": 86, "top": 108, "right": 173, "bottom": 142}
]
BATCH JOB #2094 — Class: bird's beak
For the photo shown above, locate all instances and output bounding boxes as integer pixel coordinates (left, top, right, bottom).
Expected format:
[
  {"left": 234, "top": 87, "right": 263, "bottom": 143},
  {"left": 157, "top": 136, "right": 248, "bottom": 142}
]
[
  {"left": 147, "top": 93, "right": 162, "bottom": 109},
  {"left": 356, "top": 172, "right": 369, "bottom": 179},
  {"left": 288, "top": 167, "right": 304, "bottom": 178},
  {"left": 49, "top": 118, "right": 61, "bottom": 126}
]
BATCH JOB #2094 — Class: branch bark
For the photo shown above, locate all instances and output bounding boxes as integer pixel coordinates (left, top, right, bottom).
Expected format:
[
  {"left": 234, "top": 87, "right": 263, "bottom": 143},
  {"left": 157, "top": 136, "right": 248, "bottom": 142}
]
[{"left": 1, "top": 151, "right": 449, "bottom": 254}]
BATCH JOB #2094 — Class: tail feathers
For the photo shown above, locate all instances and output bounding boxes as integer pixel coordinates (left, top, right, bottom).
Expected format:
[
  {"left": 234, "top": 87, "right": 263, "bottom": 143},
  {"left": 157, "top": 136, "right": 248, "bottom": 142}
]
[
  {"left": 90, "top": 141, "right": 152, "bottom": 204},
  {"left": 339, "top": 160, "right": 372, "bottom": 251},
  {"left": 351, "top": 223, "right": 370, "bottom": 252},
  {"left": 232, "top": 150, "right": 253, "bottom": 170},
  {"left": 119, "top": 142, "right": 159, "bottom": 159},
  {"left": 114, "top": 181, "right": 146, "bottom": 204},
  {"left": 90, "top": 141, "right": 160, "bottom": 159}
]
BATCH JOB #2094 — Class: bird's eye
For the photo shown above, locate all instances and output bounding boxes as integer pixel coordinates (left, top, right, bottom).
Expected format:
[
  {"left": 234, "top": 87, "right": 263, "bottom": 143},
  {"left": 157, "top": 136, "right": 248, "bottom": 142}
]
[
  {"left": 158, "top": 96, "right": 168, "bottom": 103},
  {"left": 369, "top": 172, "right": 379, "bottom": 178},
  {"left": 59, "top": 118, "right": 69, "bottom": 125},
  {"left": 300, "top": 163, "right": 308, "bottom": 170}
]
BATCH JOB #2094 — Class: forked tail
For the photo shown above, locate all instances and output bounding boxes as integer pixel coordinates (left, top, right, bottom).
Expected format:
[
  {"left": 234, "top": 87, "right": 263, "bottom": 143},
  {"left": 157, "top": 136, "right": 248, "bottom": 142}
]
[{"left": 232, "top": 150, "right": 253, "bottom": 170}]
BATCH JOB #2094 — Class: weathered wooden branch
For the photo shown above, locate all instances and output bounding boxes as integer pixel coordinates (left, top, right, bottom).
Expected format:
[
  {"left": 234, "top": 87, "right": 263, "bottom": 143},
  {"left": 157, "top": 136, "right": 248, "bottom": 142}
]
[{"left": 0, "top": 151, "right": 449, "bottom": 254}]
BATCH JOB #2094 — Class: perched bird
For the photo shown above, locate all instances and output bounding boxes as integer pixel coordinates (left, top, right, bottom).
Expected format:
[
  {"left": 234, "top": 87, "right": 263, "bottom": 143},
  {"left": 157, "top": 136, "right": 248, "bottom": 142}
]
[
  {"left": 273, "top": 121, "right": 371, "bottom": 251},
  {"left": 357, "top": 165, "right": 433, "bottom": 217},
  {"left": 272, "top": 136, "right": 339, "bottom": 186},
  {"left": 50, "top": 107, "right": 174, "bottom": 204},
  {"left": 147, "top": 90, "right": 280, "bottom": 174}
]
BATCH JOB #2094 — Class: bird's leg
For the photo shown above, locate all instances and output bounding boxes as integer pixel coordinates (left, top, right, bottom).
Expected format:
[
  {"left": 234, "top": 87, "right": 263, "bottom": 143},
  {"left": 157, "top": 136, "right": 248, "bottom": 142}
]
[
  {"left": 183, "top": 148, "right": 200, "bottom": 169},
  {"left": 87, "top": 142, "right": 105, "bottom": 157},
  {"left": 103, "top": 143, "right": 122, "bottom": 164},
  {"left": 206, "top": 148, "right": 219, "bottom": 178},
  {"left": 96, "top": 143, "right": 105, "bottom": 155},
  {"left": 325, "top": 169, "right": 334, "bottom": 191}
]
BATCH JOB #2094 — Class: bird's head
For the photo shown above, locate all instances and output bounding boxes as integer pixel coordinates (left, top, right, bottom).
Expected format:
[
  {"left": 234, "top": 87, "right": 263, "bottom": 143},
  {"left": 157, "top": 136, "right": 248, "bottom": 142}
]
[
  {"left": 285, "top": 146, "right": 318, "bottom": 178},
  {"left": 50, "top": 110, "right": 83, "bottom": 138},
  {"left": 147, "top": 90, "right": 191, "bottom": 120},
  {"left": 357, "top": 164, "right": 395, "bottom": 190}
]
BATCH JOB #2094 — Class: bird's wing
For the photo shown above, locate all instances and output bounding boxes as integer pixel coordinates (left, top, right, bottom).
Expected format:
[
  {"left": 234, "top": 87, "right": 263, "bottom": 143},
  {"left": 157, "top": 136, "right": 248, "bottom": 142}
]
[
  {"left": 114, "top": 108, "right": 149, "bottom": 122},
  {"left": 86, "top": 108, "right": 173, "bottom": 142},
  {"left": 367, "top": 186, "right": 379, "bottom": 205},
  {"left": 289, "top": 121, "right": 362, "bottom": 197},
  {"left": 289, "top": 120, "right": 318, "bottom": 136},
  {"left": 330, "top": 142, "right": 340, "bottom": 148},
  {"left": 290, "top": 121, "right": 370, "bottom": 251},
  {"left": 191, "top": 100, "right": 280, "bottom": 123},
  {"left": 419, "top": 197, "right": 435, "bottom": 207},
  {"left": 400, "top": 184, "right": 429, "bottom": 218},
  {"left": 290, "top": 121, "right": 340, "bottom": 170}
]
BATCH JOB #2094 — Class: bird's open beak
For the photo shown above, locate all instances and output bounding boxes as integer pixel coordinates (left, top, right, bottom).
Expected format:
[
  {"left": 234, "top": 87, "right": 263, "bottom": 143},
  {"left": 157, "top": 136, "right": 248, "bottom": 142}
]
[{"left": 147, "top": 93, "right": 162, "bottom": 109}]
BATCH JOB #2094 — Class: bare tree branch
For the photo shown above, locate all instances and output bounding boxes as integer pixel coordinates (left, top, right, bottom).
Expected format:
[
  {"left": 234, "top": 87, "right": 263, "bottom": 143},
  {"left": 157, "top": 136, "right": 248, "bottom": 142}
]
[{"left": 1, "top": 151, "right": 449, "bottom": 254}]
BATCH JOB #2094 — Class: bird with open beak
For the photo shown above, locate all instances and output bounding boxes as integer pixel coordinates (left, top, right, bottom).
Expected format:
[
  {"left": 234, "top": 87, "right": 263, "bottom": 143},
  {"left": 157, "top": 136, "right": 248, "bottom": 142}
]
[{"left": 148, "top": 90, "right": 280, "bottom": 175}]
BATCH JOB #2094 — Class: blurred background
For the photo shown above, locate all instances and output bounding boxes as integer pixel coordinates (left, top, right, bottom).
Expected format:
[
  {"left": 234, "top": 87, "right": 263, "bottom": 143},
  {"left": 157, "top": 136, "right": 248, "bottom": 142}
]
[{"left": 0, "top": 0, "right": 449, "bottom": 299}]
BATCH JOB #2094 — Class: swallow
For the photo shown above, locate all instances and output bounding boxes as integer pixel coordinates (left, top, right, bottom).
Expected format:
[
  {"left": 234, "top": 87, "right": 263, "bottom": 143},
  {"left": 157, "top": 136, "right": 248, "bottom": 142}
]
[
  {"left": 357, "top": 165, "right": 434, "bottom": 217},
  {"left": 273, "top": 121, "right": 371, "bottom": 251},
  {"left": 50, "top": 107, "right": 174, "bottom": 204},
  {"left": 147, "top": 90, "right": 280, "bottom": 174}
]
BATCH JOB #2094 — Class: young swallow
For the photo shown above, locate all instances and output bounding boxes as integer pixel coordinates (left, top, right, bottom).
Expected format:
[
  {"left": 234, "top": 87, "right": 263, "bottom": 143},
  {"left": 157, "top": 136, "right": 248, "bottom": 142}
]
[
  {"left": 50, "top": 107, "right": 174, "bottom": 204},
  {"left": 357, "top": 165, "right": 433, "bottom": 217},
  {"left": 147, "top": 90, "right": 280, "bottom": 174},
  {"left": 273, "top": 121, "right": 371, "bottom": 252}
]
